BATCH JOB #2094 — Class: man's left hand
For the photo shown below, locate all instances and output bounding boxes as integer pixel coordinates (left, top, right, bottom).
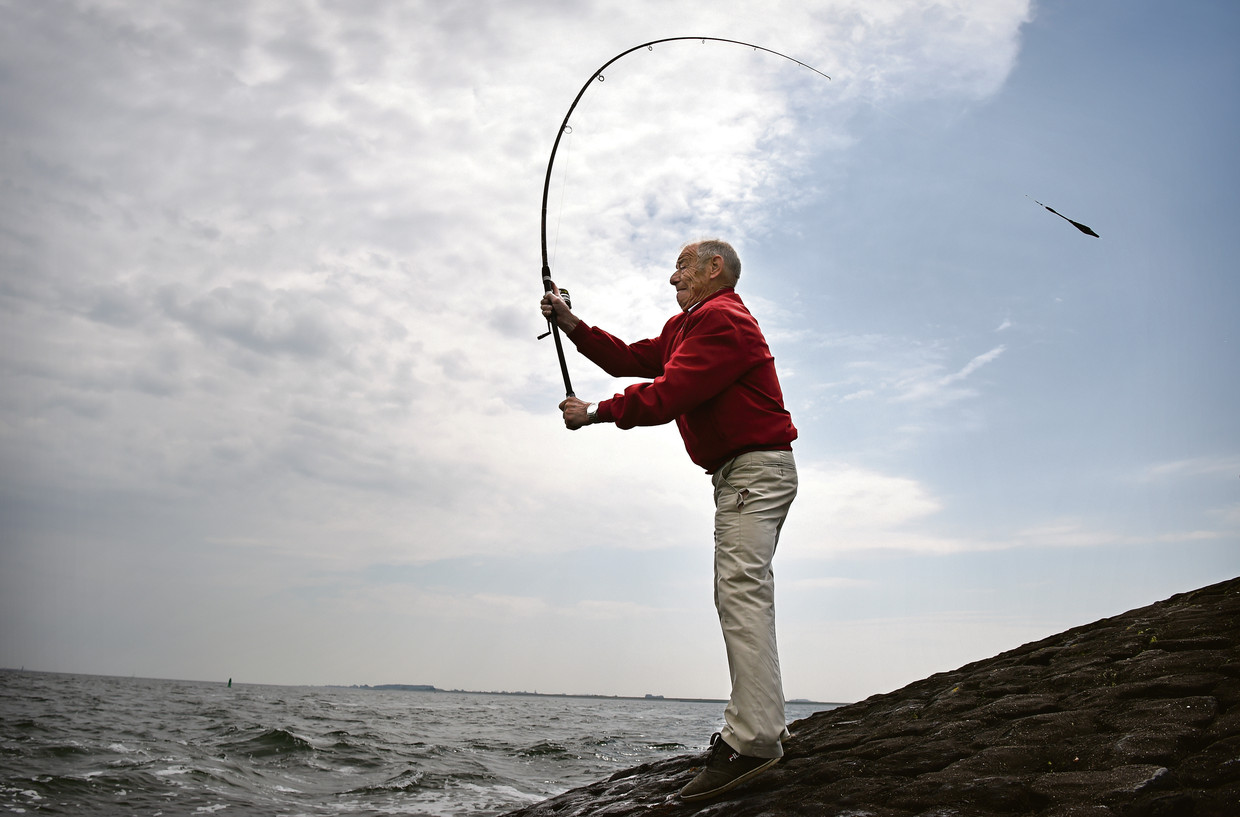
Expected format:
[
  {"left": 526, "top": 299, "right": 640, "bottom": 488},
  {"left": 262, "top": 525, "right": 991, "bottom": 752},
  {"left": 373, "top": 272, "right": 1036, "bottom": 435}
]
[{"left": 559, "top": 397, "right": 593, "bottom": 430}]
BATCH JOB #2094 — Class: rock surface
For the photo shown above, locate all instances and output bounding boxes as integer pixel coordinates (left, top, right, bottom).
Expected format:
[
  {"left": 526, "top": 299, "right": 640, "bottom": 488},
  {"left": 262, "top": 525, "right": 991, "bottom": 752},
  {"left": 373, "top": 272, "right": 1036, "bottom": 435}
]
[{"left": 504, "top": 577, "right": 1239, "bottom": 817}]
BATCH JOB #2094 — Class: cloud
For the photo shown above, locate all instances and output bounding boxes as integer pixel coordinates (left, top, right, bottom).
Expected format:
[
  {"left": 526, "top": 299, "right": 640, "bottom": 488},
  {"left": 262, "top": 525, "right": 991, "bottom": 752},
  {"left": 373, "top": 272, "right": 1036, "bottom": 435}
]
[
  {"left": 895, "top": 344, "right": 1006, "bottom": 405},
  {"left": 788, "top": 334, "right": 1009, "bottom": 446},
  {"left": 786, "top": 576, "right": 874, "bottom": 590},
  {"left": 780, "top": 460, "right": 962, "bottom": 556},
  {"left": 1134, "top": 456, "right": 1240, "bottom": 483},
  {"left": 1213, "top": 504, "right": 1240, "bottom": 529},
  {"left": 158, "top": 282, "right": 340, "bottom": 359},
  {"left": 781, "top": 470, "right": 1237, "bottom": 558},
  {"left": 470, "top": 593, "right": 553, "bottom": 618},
  {"left": 996, "top": 519, "right": 1232, "bottom": 550}
]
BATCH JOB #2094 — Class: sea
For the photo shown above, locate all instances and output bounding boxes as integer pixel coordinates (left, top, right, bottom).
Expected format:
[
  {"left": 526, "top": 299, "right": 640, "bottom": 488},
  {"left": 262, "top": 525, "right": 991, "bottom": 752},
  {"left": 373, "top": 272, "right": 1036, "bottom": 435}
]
[{"left": 0, "top": 670, "right": 834, "bottom": 816}]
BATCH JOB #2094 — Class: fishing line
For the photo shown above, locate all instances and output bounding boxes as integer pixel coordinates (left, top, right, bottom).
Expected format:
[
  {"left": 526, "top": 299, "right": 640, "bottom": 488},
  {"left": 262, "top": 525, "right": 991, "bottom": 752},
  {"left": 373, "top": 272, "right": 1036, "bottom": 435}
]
[
  {"left": 550, "top": 123, "right": 571, "bottom": 270},
  {"left": 550, "top": 75, "right": 605, "bottom": 272},
  {"left": 550, "top": 81, "right": 600, "bottom": 272},
  {"left": 538, "top": 37, "right": 831, "bottom": 399}
]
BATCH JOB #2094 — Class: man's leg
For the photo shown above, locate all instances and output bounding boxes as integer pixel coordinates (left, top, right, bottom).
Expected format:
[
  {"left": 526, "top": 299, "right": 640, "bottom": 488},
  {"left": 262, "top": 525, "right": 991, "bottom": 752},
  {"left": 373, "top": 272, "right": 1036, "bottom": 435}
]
[{"left": 711, "top": 449, "right": 797, "bottom": 759}]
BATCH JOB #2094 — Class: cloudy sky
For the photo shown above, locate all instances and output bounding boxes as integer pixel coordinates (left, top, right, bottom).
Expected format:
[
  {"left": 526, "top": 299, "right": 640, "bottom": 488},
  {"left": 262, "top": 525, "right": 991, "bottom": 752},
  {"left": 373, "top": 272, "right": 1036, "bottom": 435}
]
[{"left": 1, "top": 0, "right": 1237, "bottom": 704}]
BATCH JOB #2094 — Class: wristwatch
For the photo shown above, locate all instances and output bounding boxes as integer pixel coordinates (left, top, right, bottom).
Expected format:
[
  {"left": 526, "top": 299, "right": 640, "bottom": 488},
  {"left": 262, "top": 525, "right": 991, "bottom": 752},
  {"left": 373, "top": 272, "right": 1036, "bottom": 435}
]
[{"left": 585, "top": 403, "right": 598, "bottom": 424}]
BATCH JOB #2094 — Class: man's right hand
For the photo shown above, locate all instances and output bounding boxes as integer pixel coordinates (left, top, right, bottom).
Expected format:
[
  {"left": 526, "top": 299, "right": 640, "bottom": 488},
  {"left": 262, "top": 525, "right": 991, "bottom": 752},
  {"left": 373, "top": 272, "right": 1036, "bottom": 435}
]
[
  {"left": 540, "top": 284, "right": 580, "bottom": 334},
  {"left": 558, "top": 396, "right": 593, "bottom": 430}
]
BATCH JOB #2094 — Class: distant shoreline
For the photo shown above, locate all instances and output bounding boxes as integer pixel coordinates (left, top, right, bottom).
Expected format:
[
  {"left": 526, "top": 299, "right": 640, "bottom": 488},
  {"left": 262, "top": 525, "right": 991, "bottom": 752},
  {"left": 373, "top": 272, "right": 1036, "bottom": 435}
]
[{"left": 335, "top": 683, "right": 844, "bottom": 708}]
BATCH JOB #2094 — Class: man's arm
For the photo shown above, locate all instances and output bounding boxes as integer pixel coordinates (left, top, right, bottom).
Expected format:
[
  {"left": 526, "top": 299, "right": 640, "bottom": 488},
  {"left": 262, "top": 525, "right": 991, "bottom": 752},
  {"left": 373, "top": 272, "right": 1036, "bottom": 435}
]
[
  {"left": 600, "top": 307, "right": 767, "bottom": 428},
  {"left": 540, "top": 284, "right": 665, "bottom": 378},
  {"left": 569, "top": 323, "right": 664, "bottom": 379}
]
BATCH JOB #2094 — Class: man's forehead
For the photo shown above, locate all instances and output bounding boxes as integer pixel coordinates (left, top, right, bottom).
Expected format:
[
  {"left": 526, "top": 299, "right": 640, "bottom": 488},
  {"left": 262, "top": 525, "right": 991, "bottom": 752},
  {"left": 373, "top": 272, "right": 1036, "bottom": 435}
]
[{"left": 677, "top": 244, "right": 698, "bottom": 260}]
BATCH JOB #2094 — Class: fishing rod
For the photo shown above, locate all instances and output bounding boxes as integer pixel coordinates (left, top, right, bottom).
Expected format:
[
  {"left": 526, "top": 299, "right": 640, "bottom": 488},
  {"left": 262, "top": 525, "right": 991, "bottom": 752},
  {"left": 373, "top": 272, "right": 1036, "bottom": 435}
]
[{"left": 538, "top": 37, "right": 831, "bottom": 399}]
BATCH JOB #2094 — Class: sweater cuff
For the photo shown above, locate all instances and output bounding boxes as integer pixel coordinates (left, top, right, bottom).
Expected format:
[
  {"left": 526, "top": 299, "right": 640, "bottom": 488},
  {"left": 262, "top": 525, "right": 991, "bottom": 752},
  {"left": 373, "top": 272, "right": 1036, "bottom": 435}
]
[
  {"left": 567, "top": 321, "right": 590, "bottom": 343},
  {"left": 595, "top": 399, "right": 616, "bottom": 424}
]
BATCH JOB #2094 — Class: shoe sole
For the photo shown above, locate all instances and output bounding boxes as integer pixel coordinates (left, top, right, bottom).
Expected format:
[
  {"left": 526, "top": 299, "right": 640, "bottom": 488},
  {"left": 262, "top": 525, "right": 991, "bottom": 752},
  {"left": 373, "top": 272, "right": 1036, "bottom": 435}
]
[{"left": 678, "top": 756, "right": 780, "bottom": 802}]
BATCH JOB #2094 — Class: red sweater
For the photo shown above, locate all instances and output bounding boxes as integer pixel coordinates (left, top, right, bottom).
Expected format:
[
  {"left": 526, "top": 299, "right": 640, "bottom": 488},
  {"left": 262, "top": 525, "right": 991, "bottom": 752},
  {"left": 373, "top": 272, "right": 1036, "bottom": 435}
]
[{"left": 568, "top": 288, "right": 797, "bottom": 473}]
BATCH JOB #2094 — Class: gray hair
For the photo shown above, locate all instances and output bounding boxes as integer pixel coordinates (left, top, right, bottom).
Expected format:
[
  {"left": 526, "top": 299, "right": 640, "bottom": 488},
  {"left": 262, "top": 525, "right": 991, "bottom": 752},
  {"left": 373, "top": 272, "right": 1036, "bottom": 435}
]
[{"left": 693, "top": 239, "right": 742, "bottom": 284}]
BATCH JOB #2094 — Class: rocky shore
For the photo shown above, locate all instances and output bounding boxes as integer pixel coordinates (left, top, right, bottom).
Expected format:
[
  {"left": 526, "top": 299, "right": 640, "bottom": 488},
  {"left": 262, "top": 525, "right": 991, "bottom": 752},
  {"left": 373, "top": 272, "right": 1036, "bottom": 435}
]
[{"left": 504, "top": 577, "right": 1239, "bottom": 817}]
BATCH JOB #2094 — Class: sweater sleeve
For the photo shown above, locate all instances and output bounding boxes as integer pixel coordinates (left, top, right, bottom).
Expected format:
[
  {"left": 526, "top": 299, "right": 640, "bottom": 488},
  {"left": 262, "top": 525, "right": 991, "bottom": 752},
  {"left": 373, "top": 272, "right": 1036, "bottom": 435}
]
[
  {"left": 599, "top": 306, "right": 766, "bottom": 429},
  {"left": 568, "top": 322, "right": 664, "bottom": 379}
]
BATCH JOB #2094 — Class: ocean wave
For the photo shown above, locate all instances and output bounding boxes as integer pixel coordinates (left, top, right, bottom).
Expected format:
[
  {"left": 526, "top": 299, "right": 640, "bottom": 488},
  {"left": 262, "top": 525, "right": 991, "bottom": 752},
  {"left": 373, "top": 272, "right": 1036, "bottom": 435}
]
[
  {"left": 515, "top": 740, "right": 569, "bottom": 758},
  {"left": 222, "top": 727, "right": 315, "bottom": 758}
]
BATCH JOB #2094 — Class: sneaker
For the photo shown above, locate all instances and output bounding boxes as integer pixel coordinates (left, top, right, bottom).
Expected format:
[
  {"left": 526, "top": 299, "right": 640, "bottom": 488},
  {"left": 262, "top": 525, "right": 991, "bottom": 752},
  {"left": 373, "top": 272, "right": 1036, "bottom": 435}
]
[{"left": 679, "top": 732, "right": 779, "bottom": 802}]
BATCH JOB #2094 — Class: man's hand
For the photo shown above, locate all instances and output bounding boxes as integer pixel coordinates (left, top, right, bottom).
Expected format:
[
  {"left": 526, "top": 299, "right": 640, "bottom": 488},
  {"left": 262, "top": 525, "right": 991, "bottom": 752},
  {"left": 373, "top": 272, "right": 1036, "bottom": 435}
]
[
  {"left": 559, "top": 396, "right": 593, "bottom": 430},
  {"left": 540, "top": 284, "right": 581, "bottom": 334}
]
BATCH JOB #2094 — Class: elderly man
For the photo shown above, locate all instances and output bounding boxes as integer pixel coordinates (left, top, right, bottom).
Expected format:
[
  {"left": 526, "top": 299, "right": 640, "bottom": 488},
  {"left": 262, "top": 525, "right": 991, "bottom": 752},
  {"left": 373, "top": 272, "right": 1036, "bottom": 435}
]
[{"left": 540, "top": 239, "right": 798, "bottom": 802}]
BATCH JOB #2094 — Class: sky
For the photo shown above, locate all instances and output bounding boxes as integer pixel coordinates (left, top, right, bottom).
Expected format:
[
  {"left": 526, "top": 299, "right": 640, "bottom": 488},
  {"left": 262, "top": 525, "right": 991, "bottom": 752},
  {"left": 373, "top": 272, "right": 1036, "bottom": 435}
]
[{"left": 1, "top": 0, "right": 1237, "bottom": 705}]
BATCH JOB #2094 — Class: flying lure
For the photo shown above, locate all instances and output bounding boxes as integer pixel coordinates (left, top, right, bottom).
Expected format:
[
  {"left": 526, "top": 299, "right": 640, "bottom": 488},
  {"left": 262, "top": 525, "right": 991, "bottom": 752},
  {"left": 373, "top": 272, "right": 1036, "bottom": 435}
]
[
  {"left": 1029, "top": 196, "right": 1100, "bottom": 238},
  {"left": 538, "top": 37, "right": 831, "bottom": 398}
]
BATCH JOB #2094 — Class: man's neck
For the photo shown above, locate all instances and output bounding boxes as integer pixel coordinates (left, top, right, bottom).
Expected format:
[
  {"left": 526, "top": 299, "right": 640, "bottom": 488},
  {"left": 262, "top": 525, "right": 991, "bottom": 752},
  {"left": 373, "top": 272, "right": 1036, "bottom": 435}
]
[{"left": 683, "top": 286, "right": 733, "bottom": 313}]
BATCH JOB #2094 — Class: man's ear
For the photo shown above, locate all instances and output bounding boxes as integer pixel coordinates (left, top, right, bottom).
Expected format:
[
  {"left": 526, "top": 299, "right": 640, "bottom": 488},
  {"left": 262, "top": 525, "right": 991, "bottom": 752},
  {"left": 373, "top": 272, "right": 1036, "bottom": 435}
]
[{"left": 707, "top": 255, "right": 726, "bottom": 280}]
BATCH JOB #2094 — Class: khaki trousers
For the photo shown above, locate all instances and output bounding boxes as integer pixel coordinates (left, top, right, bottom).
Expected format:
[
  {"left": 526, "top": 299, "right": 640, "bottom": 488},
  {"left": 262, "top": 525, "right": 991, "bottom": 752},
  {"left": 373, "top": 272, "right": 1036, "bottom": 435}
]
[{"left": 711, "top": 449, "right": 797, "bottom": 759}]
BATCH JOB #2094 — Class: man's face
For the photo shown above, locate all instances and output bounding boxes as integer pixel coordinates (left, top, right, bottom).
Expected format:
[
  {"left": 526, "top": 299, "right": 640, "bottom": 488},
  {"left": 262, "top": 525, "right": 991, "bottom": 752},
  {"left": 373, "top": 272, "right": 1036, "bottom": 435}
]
[{"left": 671, "top": 245, "right": 709, "bottom": 311}]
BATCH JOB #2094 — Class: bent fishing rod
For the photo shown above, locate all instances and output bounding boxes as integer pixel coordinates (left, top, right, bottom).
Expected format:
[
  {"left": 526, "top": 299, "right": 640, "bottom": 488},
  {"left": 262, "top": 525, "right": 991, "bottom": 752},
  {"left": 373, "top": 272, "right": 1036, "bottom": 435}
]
[{"left": 538, "top": 37, "right": 830, "bottom": 399}]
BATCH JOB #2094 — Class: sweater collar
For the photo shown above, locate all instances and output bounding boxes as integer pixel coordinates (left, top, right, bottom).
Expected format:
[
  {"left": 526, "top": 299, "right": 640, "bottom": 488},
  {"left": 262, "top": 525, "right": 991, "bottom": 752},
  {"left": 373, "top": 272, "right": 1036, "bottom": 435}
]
[{"left": 684, "top": 286, "right": 735, "bottom": 314}]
